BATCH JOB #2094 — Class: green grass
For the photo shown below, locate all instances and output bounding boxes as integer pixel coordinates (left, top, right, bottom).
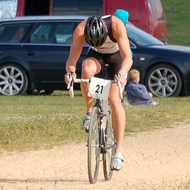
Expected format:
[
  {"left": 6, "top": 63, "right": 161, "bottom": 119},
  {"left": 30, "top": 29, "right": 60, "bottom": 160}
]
[
  {"left": 162, "top": 0, "right": 190, "bottom": 45},
  {"left": 0, "top": 92, "right": 87, "bottom": 152},
  {"left": 125, "top": 97, "right": 190, "bottom": 132},
  {"left": 0, "top": 92, "right": 190, "bottom": 152}
]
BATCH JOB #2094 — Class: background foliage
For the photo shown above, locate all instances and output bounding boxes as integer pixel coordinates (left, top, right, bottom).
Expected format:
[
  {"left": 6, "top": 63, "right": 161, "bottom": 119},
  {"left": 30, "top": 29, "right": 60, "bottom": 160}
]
[{"left": 162, "top": 0, "right": 190, "bottom": 45}]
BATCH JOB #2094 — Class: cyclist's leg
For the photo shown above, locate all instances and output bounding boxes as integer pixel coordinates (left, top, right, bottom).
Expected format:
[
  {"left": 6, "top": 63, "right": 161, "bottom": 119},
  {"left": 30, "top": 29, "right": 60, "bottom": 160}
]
[
  {"left": 81, "top": 49, "right": 104, "bottom": 114},
  {"left": 108, "top": 83, "right": 125, "bottom": 154},
  {"left": 106, "top": 51, "right": 125, "bottom": 170},
  {"left": 108, "top": 84, "right": 125, "bottom": 170},
  {"left": 80, "top": 57, "right": 101, "bottom": 114},
  {"left": 80, "top": 57, "right": 101, "bottom": 131},
  {"left": 105, "top": 51, "right": 125, "bottom": 154}
]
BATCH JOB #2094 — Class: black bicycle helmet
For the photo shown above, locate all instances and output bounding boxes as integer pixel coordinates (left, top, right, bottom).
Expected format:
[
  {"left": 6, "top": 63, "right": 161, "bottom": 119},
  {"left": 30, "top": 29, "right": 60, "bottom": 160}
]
[{"left": 84, "top": 16, "right": 108, "bottom": 48}]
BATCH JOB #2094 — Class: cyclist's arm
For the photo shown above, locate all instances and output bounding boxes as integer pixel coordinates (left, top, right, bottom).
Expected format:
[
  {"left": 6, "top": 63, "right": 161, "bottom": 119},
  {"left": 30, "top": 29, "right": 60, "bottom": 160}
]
[
  {"left": 66, "top": 20, "right": 86, "bottom": 74},
  {"left": 112, "top": 16, "right": 133, "bottom": 83}
]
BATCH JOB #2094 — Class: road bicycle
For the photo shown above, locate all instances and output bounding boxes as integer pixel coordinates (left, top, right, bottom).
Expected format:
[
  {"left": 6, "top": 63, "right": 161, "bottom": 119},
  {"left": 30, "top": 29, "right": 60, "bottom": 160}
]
[{"left": 67, "top": 73, "right": 122, "bottom": 184}]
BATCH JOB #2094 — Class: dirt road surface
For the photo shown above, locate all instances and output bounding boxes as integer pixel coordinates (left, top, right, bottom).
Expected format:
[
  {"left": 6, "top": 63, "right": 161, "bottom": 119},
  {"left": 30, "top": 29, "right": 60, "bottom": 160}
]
[{"left": 0, "top": 123, "right": 190, "bottom": 190}]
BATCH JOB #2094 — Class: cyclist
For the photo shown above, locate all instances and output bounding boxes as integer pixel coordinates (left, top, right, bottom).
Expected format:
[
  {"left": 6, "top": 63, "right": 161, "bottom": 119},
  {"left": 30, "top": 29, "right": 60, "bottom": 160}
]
[{"left": 65, "top": 14, "right": 132, "bottom": 170}]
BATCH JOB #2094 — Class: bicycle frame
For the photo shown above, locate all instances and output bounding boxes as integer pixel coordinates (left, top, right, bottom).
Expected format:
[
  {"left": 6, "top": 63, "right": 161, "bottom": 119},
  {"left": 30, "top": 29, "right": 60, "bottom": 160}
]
[{"left": 94, "top": 98, "right": 115, "bottom": 153}]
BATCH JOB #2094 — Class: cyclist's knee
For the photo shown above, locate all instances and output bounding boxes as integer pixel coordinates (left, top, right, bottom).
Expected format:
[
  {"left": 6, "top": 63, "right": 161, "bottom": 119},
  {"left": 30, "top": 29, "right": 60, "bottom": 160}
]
[
  {"left": 109, "top": 96, "right": 122, "bottom": 109},
  {"left": 82, "top": 59, "right": 101, "bottom": 78}
]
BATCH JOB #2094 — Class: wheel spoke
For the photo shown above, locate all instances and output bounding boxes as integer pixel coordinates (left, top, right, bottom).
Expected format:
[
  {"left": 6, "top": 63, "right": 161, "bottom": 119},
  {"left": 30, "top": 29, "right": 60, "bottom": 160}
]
[
  {"left": 14, "top": 79, "right": 24, "bottom": 84},
  {"left": 163, "top": 69, "right": 168, "bottom": 78},
  {"left": 168, "top": 80, "right": 177, "bottom": 86},
  {"left": 0, "top": 75, "right": 6, "bottom": 80},
  {"left": 0, "top": 81, "right": 6, "bottom": 85},
  {"left": 167, "top": 73, "right": 175, "bottom": 80},
  {"left": 161, "top": 87, "right": 166, "bottom": 97},
  {"left": 156, "top": 69, "right": 163, "bottom": 78},
  {"left": 165, "top": 84, "right": 174, "bottom": 93},
  {"left": 8, "top": 86, "right": 13, "bottom": 95},
  {"left": 149, "top": 82, "right": 159, "bottom": 88},
  {"left": 10, "top": 67, "right": 15, "bottom": 77},
  {"left": 2, "top": 84, "right": 9, "bottom": 92},
  {"left": 3, "top": 68, "right": 10, "bottom": 77},
  {"left": 14, "top": 72, "right": 22, "bottom": 79},
  {"left": 150, "top": 75, "right": 159, "bottom": 82},
  {"left": 155, "top": 85, "right": 162, "bottom": 94},
  {"left": 12, "top": 83, "right": 20, "bottom": 91}
]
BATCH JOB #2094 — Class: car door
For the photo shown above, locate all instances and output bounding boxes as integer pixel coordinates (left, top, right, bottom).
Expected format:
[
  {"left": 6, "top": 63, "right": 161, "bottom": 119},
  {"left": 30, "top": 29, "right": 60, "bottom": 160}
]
[{"left": 21, "top": 21, "right": 88, "bottom": 90}]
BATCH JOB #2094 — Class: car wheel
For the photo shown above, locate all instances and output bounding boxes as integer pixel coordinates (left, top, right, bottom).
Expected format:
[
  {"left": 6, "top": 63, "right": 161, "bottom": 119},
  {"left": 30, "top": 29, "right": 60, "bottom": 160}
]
[
  {"left": 145, "top": 64, "right": 182, "bottom": 97},
  {"left": 0, "top": 63, "right": 28, "bottom": 96}
]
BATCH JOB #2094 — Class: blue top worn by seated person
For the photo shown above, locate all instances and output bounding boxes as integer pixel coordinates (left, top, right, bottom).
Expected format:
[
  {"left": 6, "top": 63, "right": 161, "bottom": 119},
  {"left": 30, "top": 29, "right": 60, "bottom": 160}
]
[{"left": 126, "top": 82, "right": 158, "bottom": 105}]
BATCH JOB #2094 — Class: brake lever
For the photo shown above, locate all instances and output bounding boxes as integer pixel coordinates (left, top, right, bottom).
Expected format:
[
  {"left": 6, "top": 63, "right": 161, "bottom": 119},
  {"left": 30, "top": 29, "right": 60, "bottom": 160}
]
[
  {"left": 67, "top": 72, "right": 74, "bottom": 89},
  {"left": 67, "top": 72, "right": 75, "bottom": 98}
]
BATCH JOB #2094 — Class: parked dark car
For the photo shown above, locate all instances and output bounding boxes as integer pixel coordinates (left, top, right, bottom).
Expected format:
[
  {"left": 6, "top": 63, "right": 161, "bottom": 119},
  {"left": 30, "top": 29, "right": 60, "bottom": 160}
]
[
  {"left": 0, "top": 16, "right": 88, "bottom": 96},
  {"left": 128, "top": 25, "right": 190, "bottom": 97},
  {"left": 0, "top": 16, "right": 190, "bottom": 97}
]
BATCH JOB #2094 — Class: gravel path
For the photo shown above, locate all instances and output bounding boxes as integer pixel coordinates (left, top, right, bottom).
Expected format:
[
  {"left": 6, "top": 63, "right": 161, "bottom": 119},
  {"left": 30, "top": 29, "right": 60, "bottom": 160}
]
[{"left": 0, "top": 123, "right": 190, "bottom": 190}]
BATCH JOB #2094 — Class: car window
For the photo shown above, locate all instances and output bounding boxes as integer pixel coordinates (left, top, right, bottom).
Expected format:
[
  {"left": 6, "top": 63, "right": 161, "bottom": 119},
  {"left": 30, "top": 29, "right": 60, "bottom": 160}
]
[
  {"left": 129, "top": 41, "right": 136, "bottom": 49},
  {"left": 30, "top": 22, "right": 75, "bottom": 44},
  {"left": 30, "top": 24, "right": 52, "bottom": 43},
  {"left": 0, "top": 23, "right": 31, "bottom": 43},
  {"left": 127, "top": 24, "right": 164, "bottom": 46},
  {"left": 53, "top": 23, "right": 74, "bottom": 44}
]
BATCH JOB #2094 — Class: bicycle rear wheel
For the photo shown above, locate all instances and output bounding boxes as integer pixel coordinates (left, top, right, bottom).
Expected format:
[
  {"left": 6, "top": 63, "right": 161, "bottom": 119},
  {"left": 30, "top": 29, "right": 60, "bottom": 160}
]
[
  {"left": 88, "top": 106, "right": 101, "bottom": 184},
  {"left": 103, "top": 109, "right": 115, "bottom": 180}
]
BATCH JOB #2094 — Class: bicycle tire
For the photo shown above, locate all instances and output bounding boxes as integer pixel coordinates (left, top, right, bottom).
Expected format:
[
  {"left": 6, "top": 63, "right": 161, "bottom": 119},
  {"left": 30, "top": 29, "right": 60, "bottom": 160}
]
[
  {"left": 103, "top": 109, "right": 115, "bottom": 180},
  {"left": 88, "top": 106, "right": 101, "bottom": 184}
]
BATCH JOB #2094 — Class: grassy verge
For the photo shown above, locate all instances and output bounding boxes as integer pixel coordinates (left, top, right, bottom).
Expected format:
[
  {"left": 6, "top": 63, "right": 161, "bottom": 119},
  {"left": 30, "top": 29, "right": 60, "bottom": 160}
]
[
  {"left": 162, "top": 0, "right": 190, "bottom": 45},
  {"left": 125, "top": 96, "right": 190, "bottom": 132},
  {"left": 0, "top": 92, "right": 190, "bottom": 152}
]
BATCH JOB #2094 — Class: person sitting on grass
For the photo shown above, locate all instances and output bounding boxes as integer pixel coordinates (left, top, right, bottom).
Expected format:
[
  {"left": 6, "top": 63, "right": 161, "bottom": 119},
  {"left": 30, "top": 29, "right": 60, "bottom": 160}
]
[{"left": 126, "top": 69, "right": 159, "bottom": 106}]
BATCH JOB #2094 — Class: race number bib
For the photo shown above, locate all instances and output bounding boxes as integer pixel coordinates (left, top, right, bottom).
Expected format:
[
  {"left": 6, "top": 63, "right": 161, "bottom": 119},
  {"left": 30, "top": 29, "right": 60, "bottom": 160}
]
[{"left": 88, "top": 77, "right": 111, "bottom": 100}]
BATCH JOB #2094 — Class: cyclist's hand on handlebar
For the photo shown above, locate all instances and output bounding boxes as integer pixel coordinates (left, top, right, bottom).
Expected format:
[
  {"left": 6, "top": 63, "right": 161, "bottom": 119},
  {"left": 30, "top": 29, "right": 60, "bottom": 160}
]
[
  {"left": 115, "top": 73, "right": 126, "bottom": 100},
  {"left": 114, "top": 73, "right": 126, "bottom": 87},
  {"left": 64, "top": 72, "right": 76, "bottom": 84}
]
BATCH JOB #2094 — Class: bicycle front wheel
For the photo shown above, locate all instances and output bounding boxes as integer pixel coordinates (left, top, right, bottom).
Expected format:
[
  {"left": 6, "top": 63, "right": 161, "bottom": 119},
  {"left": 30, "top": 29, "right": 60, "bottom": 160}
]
[
  {"left": 88, "top": 106, "right": 101, "bottom": 184},
  {"left": 103, "top": 110, "right": 115, "bottom": 181}
]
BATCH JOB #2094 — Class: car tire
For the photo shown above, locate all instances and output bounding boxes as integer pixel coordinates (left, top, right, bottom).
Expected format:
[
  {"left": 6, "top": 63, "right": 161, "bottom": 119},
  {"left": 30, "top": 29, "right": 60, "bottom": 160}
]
[
  {"left": 145, "top": 64, "right": 182, "bottom": 97},
  {"left": 0, "top": 63, "right": 28, "bottom": 96}
]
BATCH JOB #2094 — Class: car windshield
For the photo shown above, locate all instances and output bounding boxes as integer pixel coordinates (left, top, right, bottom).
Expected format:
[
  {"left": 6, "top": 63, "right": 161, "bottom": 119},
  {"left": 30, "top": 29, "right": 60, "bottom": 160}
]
[{"left": 127, "top": 24, "right": 164, "bottom": 46}]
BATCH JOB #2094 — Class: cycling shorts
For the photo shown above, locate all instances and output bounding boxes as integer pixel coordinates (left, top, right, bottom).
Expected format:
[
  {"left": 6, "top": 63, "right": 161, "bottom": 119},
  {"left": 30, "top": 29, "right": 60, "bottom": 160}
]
[{"left": 85, "top": 49, "right": 123, "bottom": 80}]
